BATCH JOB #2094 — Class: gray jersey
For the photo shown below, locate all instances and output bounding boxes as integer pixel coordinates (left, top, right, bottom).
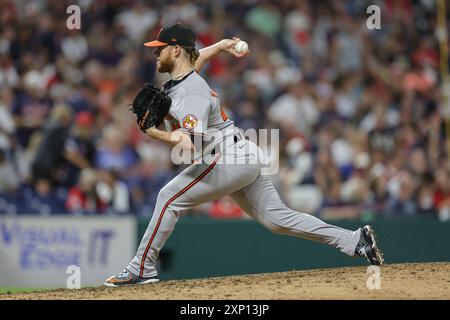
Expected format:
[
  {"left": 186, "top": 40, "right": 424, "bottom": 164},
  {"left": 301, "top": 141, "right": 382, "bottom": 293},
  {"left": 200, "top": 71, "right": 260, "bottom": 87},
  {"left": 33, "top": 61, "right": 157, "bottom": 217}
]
[
  {"left": 162, "top": 71, "right": 238, "bottom": 154},
  {"left": 124, "top": 73, "right": 366, "bottom": 281}
]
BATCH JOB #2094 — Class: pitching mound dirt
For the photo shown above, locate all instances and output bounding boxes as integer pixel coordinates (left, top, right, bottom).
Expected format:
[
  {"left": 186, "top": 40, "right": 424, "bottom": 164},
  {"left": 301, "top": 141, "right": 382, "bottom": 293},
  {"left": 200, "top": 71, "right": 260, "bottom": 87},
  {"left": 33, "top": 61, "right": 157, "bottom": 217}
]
[{"left": 2, "top": 262, "right": 449, "bottom": 300}]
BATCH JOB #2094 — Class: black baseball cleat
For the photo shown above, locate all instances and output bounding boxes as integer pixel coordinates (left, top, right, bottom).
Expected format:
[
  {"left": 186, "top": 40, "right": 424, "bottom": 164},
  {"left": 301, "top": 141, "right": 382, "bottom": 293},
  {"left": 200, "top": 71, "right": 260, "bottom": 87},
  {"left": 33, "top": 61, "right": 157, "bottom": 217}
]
[
  {"left": 104, "top": 268, "right": 159, "bottom": 287},
  {"left": 355, "top": 225, "right": 384, "bottom": 266}
]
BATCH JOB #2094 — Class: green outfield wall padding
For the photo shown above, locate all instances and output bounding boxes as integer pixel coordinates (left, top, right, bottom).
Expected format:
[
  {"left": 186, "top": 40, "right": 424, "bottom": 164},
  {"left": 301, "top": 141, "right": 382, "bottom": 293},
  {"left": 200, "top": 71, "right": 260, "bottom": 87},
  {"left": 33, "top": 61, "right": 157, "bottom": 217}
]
[{"left": 137, "top": 216, "right": 450, "bottom": 280}]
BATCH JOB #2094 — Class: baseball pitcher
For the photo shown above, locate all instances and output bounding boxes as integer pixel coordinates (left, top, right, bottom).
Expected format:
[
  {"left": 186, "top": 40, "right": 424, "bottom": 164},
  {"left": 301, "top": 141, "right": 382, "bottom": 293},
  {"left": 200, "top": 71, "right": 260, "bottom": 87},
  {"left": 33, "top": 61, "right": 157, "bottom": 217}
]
[{"left": 105, "top": 23, "right": 383, "bottom": 287}]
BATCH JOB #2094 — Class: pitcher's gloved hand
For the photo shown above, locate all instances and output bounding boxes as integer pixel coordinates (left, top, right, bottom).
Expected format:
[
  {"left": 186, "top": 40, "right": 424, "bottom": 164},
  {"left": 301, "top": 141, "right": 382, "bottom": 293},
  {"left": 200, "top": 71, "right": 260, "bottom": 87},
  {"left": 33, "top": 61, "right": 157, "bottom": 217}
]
[{"left": 130, "top": 84, "right": 172, "bottom": 132}]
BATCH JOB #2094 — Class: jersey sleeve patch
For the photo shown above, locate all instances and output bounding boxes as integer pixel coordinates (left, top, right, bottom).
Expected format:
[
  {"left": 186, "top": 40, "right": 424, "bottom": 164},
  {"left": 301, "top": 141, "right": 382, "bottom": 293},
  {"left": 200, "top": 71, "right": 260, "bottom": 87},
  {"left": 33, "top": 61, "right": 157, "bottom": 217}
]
[{"left": 182, "top": 114, "right": 198, "bottom": 129}]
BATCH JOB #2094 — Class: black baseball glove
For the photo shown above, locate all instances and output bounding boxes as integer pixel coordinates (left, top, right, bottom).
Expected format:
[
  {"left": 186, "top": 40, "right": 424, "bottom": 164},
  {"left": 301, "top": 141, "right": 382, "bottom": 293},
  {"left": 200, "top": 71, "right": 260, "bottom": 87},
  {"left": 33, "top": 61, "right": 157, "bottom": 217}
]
[{"left": 130, "top": 83, "right": 172, "bottom": 132}]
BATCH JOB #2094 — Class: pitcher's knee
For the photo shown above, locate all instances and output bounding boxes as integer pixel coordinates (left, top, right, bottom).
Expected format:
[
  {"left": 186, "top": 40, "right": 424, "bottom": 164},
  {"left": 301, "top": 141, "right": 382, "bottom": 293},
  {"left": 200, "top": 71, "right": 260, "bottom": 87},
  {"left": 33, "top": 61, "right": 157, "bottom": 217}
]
[
  {"left": 156, "top": 185, "right": 177, "bottom": 208},
  {"left": 155, "top": 183, "right": 188, "bottom": 215}
]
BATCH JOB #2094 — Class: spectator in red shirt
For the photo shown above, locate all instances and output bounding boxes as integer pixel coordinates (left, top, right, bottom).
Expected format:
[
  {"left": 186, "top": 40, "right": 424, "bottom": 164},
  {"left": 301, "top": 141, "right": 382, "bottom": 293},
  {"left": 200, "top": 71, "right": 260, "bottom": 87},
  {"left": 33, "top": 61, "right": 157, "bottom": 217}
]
[{"left": 66, "top": 167, "right": 107, "bottom": 215}]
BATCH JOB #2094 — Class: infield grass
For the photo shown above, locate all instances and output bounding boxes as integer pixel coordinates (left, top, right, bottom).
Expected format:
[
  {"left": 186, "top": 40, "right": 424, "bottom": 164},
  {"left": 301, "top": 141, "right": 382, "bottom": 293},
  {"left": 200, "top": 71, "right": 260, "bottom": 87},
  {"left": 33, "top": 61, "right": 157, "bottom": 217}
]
[{"left": 0, "top": 288, "right": 47, "bottom": 294}]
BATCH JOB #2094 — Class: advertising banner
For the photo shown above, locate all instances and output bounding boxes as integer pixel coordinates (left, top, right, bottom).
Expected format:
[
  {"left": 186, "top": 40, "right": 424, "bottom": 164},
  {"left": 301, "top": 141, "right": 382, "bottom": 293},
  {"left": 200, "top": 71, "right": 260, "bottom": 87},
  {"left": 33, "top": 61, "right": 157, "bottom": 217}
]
[{"left": 0, "top": 216, "right": 136, "bottom": 288}]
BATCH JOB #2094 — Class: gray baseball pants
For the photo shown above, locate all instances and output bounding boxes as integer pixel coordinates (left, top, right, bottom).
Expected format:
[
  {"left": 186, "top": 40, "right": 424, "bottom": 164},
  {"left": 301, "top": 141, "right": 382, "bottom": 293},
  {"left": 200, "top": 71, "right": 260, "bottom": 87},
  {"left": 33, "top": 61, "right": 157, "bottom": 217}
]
[{"left": 127, "top": 139, "right": 361, "bottom": 278}]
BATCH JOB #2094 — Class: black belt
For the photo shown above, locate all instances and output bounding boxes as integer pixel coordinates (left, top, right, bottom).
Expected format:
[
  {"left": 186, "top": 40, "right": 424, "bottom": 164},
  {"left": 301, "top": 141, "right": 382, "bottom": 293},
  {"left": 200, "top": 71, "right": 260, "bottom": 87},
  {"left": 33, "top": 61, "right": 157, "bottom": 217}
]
[
  {"left": 210, "top": 133, "right": 243, "bottom": 155},
  {"left": 234, "top": 131, "right": 244, "bottom": 142}
]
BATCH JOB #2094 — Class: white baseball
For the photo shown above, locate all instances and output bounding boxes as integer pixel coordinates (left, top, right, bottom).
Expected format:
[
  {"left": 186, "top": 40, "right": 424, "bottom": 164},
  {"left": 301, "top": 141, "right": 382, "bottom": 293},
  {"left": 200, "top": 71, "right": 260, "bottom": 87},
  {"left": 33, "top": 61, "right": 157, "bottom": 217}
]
[{"left": 234, "top": 40, "right": 248, "bottom": 53}]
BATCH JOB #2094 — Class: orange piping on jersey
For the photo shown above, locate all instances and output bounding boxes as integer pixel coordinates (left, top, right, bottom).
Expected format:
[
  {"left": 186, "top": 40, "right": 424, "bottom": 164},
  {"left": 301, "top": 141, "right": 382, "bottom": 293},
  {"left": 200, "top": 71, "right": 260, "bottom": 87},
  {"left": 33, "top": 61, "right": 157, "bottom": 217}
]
[
  {"left": 220, "top": 107, "right": 228, "bottom": 121},
  {"left": 210, "top": 89, "right": 219, "bottom": 97},
  {"left": 210, "top": 90, "right": 228, "bottom": 121}
]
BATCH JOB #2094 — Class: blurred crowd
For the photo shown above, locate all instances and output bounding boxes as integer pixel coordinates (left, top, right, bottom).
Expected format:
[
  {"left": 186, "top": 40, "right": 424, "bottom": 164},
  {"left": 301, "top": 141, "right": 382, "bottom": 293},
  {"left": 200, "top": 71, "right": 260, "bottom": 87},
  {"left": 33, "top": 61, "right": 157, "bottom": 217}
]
[{"left": 0, "top": 0, "right": 449, "bottom": 220}]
